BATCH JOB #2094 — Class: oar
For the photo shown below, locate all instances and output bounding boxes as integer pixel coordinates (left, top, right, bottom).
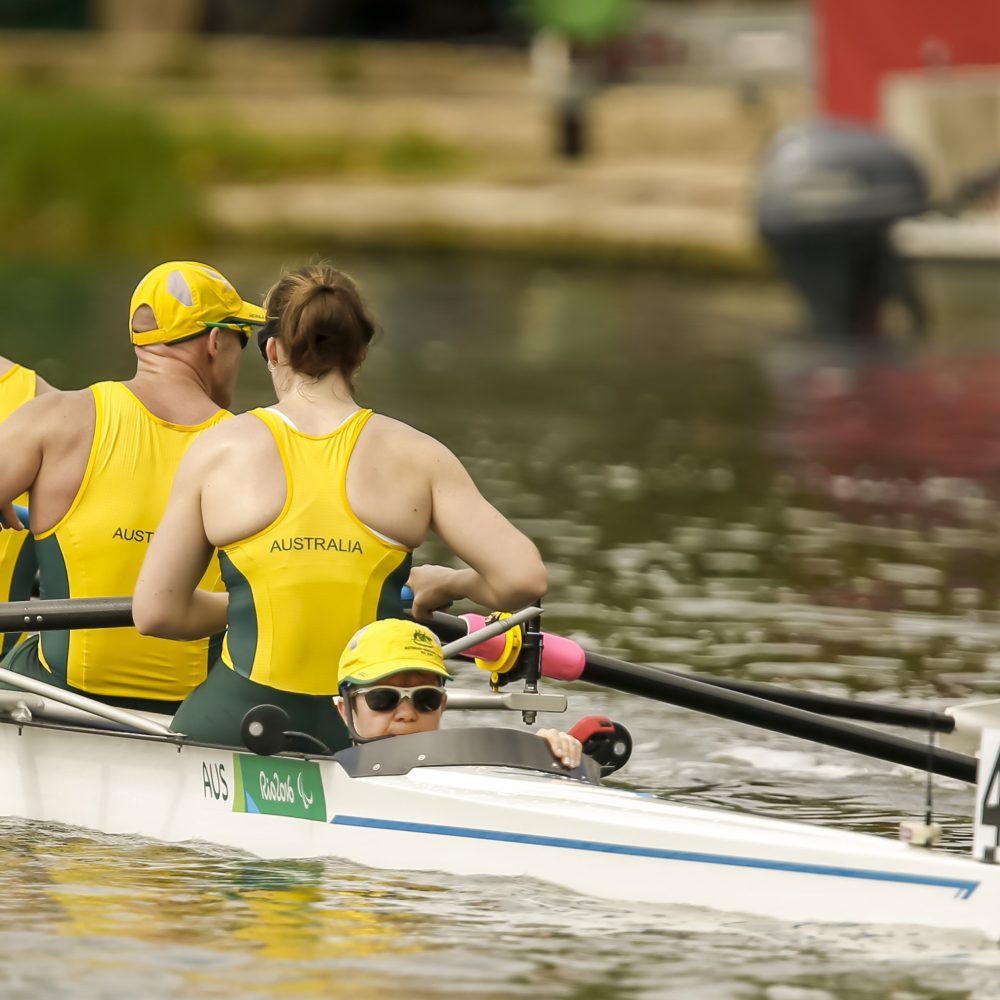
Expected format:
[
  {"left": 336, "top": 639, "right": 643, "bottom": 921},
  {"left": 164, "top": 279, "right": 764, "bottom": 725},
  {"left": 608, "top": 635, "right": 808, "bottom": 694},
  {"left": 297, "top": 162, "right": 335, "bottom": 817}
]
[
  {"left": 3, "top": 598, "right": 969, "bottom": 746},
  {"left": 419, "top": 609, "right": 979, "bottom": 784},
  {"left": 418, "top": 610, "right": 973, "bottom": 734},
  {"left": 0, "top": 596, "right": 133, "bottom": 633},
  {"left": 0, "top": 596, "right": 982, "bottom": 780},
  {"left": 0, "top": 597, "right": 539, "bottom": 639}
]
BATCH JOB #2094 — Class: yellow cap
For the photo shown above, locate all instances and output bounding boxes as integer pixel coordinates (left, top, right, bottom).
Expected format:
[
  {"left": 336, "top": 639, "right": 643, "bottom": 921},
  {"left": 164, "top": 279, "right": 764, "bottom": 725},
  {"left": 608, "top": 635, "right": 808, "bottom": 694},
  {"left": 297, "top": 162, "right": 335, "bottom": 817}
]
[
  {"left": 129, "top": 261, "right": 266, "bottom": 347},
  {"left": 338, "top": 619, "right": 451, "bottom": 688}
]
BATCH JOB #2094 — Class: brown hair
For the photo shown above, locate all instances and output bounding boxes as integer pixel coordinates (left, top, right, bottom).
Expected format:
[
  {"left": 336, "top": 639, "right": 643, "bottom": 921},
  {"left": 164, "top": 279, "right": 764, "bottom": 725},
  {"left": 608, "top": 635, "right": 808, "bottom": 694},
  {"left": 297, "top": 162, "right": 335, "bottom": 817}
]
[{"left": 264, "top": 263, "right": 377, "bottom": 387}]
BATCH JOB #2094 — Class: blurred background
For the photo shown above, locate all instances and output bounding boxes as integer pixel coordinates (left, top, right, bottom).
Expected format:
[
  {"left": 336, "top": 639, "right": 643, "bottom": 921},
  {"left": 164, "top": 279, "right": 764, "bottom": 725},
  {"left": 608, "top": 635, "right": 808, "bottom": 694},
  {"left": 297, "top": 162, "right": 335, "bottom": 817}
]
[{"left": 4, "top": 3, "right": 1000, "bottom": 995}]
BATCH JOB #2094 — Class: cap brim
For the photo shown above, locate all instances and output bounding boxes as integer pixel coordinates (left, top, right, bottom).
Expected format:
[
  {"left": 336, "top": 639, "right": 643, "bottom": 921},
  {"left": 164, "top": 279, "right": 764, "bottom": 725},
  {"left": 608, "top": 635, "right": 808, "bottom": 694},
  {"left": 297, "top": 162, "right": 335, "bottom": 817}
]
[
  {"left": 231, "top": 301, "right": 267, "bottom": 326},
  {"left": 345, "top": 659, "right": 451, "bottom": 686}
]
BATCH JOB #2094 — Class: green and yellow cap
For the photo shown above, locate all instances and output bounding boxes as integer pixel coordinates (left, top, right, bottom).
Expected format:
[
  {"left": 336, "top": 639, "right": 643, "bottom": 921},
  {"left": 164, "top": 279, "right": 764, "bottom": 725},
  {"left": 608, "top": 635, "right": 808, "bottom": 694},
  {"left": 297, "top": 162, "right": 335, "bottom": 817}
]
[
  {"left": 129, "top": 261, "right": 266, "bottom": 347},
  {"left": 338, "top": 619, "right": 451, "bottom": 688}
]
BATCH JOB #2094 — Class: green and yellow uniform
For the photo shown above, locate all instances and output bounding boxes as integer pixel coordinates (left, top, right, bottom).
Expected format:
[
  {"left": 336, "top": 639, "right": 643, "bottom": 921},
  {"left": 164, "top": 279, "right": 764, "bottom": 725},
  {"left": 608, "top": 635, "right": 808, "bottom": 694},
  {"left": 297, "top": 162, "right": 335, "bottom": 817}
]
[
  {"left": 0, "top": 363, "right": 38, "bottom": 655},
  {"left": 173, "top": 407, "right": 412, "bottom": 749},
  {"left": 2, "top": 381, "right": 229, "bottom": 708}
]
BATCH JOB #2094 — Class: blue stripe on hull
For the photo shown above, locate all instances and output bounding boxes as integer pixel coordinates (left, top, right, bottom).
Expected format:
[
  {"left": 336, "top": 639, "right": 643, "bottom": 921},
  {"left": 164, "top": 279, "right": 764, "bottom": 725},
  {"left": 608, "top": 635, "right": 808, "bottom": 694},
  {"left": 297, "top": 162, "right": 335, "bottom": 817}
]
[{"left": 330, "top": 815, "right": 980, "bottom": 899}]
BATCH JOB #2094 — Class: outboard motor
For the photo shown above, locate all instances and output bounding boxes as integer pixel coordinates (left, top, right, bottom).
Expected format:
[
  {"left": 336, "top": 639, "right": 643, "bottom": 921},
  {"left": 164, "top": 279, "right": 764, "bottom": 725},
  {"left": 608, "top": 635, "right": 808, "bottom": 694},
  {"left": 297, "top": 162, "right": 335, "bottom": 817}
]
[{"left": 756, "top": 120, "right": 929, "bottom": 344}]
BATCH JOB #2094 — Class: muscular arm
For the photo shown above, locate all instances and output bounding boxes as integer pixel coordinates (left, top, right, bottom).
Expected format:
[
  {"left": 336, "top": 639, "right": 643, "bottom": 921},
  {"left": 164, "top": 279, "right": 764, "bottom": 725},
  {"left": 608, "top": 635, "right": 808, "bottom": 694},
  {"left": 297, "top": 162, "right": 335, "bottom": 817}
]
[
  {"left": 408, "top": 441, "right": 547, "bottom": 618},
  {"left": 0, "top": 391, "right": 94, "bottom": 533},
  {"left": 0, "top": 394, "right": 56, "bottom": 530},
  {"left": 133, "top": 437, "right": 228, "bottom": 640}
]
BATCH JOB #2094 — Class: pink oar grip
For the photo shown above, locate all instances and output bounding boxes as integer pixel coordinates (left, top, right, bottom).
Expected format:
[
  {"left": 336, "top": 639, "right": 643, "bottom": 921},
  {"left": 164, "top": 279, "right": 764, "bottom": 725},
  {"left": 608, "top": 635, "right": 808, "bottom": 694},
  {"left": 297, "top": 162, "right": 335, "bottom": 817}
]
[
  {"left": 458, "top": 614, "right": 586, "bottom": 681},
  {"left": 458, "top": 614, "right": 506, "bottom": 661},
  {"left": 539, "top": 632, "right": 586, "bottom": 681}
]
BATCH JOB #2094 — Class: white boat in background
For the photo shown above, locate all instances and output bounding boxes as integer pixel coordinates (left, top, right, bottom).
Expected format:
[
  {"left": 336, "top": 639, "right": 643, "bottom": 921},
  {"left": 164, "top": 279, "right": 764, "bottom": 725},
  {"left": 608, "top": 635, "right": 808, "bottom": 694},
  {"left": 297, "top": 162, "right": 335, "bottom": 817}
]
[{"left": 5, "top": 694, "right": 1000, "bottom": 940}]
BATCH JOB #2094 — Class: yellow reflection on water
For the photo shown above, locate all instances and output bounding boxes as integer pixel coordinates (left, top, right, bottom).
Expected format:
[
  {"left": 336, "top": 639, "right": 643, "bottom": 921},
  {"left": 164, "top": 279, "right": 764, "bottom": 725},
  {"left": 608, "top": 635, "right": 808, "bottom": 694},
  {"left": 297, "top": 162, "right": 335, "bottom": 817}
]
[{"left": 0, "top": 824, "right": 431, "bottom": 997}]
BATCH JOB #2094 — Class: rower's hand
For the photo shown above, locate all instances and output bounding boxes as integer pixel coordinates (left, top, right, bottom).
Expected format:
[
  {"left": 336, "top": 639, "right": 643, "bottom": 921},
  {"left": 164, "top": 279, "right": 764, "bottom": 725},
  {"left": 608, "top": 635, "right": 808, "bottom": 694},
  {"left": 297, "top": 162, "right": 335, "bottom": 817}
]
[
  {"left": 0, "top": 501, "right": 24, "bottom": 531},
  {"left": 406, "top": 564, "right": 460, "bottom": 620},
  {"left": 537, "top": 728, "right": 582, "bottom": 769}
]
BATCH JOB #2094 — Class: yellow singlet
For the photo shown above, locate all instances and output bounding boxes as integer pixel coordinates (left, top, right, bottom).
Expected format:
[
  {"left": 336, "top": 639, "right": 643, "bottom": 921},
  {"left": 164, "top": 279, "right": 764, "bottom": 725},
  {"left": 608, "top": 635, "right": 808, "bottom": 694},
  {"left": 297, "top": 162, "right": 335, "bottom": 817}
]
[
  {"left": 33, "top": 381, "right": 230, "bottom": 699},
  {"left": 0, "top": 363, "right": 38, "bottom": 654},
  {"left": 218, "top": 407, "right": 412, "bottom": 695}
]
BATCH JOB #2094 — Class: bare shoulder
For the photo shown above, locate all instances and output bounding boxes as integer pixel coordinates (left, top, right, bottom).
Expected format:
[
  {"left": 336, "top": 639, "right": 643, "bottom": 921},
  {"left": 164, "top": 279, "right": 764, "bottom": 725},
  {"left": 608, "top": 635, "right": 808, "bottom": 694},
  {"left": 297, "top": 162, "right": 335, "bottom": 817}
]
[
  {"left": 186, "top": 411, "right": 272, "bottom": 463},
  {"left": 21, "top": 387, "right": 93, "bottom": 423},
  {"left": 0, "top": 356, "right": 12, "bottom": 377},
  {"left": 364, "top": 413, "right": 456, "bottom": 463}
]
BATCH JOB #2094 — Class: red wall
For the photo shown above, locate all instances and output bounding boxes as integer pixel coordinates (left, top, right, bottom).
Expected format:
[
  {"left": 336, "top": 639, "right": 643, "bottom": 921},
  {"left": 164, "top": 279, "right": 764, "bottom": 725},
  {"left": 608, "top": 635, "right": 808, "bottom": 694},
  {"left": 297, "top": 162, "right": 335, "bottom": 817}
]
[{"left": 815, "top": 0, "right": 1000, "bottom": 123}]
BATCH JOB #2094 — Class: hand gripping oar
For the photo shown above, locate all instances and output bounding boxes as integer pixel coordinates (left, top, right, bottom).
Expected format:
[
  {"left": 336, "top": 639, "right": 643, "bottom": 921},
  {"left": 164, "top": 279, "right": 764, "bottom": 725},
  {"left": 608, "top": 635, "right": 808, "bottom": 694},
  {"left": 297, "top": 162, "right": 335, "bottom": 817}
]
[
  {"left": 418, "top": 609, "right": 979, "bottom": 784},
  {"left": 0, "top": 504, "right": 29, "bottom": 530}
]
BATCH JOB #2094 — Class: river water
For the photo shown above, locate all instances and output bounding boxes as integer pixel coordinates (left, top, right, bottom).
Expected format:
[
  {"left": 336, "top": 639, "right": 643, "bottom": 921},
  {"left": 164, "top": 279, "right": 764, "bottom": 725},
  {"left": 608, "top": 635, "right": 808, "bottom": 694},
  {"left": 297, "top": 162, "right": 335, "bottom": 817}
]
[{"left": 3, "top": 253, "right": 1000, "bottom": 998}]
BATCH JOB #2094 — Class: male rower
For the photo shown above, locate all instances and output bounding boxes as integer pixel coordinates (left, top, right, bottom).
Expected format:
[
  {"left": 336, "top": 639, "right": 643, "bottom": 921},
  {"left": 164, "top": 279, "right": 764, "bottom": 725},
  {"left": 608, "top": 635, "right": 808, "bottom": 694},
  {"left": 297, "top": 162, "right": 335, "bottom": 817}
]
[
  {"left": 0, "top": 262, "right": 265, "bottom": 712},
  {"left": 0, "top": 356, "right": 55, "bottom": 654},
  {"left": 336, "top": 617, "right": 582, "bottom": 767}
]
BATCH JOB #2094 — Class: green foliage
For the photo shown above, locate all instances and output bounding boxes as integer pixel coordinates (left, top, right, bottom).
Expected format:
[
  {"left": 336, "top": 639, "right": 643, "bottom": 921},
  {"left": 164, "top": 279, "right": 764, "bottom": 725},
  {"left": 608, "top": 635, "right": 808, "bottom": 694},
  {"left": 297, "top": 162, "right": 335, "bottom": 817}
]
[
  {"left": 0, "top": 86, "right": 201, "bottom": 254},
  {"left": 0, "top": 86, "right": 470, "bottom": 255},
  {"left": 517, "top": 0, "right": 634, "bottom": 41},
  {"left": 182, "top": 128, "right": 468, "bottom": 183},
  {"left": 179, "top": 130, "right": 354, "bottom": 184},
  {"left": 377, "top": 132, "right": 467, "bottom": 176}
]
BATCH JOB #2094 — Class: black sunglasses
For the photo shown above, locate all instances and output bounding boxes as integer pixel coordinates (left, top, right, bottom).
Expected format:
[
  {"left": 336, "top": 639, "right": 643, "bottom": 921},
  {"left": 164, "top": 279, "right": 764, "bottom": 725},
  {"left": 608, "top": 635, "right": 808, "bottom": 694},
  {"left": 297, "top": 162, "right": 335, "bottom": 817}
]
[
  {"left": 204, "top": 320, "right": 256, "bottom": 351},
  {"left": 354, "top": 685, "right": 445, "bottom": 714},
  {"left": 257, "top": 318, "right": 278, "bottom": 360}
]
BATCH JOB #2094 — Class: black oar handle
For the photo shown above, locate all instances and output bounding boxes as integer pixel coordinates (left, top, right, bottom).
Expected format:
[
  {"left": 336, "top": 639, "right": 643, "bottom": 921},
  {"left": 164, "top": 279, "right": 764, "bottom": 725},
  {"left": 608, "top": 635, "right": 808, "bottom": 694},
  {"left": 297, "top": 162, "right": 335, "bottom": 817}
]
[{"left": 0, "top": 597, "right": 134, "bottom": 632}]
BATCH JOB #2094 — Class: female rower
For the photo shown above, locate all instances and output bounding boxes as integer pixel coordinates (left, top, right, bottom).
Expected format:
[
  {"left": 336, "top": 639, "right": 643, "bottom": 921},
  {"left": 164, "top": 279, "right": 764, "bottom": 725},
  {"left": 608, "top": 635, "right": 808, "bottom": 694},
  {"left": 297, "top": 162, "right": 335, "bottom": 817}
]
[
  {"left": 134, "top": 262, "right": 547, "bottom": 750},
  {"left": 337, "top": 618, "right": 582, "bottom": 768}
]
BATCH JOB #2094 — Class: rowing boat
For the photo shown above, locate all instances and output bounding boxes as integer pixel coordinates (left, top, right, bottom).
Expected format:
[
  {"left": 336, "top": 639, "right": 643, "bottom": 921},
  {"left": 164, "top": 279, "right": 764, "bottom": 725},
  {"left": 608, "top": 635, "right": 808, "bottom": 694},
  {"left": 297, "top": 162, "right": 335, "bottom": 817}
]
[
  {"left": 4, "top": 703, "right": 1000, "bottom": 937},
  {"left": 5, "top": 598, "right": 1000, "bottom": 939},
  {"left": 5, "top": 678, "right": 1000, "bottom": 939}
]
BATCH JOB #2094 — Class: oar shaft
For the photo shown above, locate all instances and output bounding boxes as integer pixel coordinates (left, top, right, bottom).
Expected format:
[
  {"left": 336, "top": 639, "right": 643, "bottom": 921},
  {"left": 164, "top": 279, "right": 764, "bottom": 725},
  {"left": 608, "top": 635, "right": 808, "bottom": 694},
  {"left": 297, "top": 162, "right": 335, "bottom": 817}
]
[
  {"left": 650, "top": 670, "right": 956, "bottom": 734},
  {"left": 0, "top": 597, "right": 133, "bottom": 633},
  {"left": 420, "top": 611, "right": 957, "bottom": 734},
  {"left": 581, "top": 652, "right": 976, "bottom": 784},
  {"left": 417, "top": 611, "right": 976, "bottom": 783}
]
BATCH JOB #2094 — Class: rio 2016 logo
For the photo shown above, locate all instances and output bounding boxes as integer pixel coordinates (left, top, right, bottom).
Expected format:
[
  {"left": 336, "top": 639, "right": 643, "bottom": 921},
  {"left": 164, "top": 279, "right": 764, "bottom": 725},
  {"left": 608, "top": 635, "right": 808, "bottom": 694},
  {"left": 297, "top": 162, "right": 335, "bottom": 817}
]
[{"left": 228, "top": 755, "right": 327, "bottom": 821}]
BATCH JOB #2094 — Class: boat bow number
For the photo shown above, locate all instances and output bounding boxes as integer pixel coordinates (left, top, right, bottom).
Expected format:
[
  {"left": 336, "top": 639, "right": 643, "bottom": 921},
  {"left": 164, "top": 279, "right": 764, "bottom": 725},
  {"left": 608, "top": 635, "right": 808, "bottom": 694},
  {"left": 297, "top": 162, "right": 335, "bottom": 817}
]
[{"left": 975, "top": 728, "right": 1000, "bottom": 862}]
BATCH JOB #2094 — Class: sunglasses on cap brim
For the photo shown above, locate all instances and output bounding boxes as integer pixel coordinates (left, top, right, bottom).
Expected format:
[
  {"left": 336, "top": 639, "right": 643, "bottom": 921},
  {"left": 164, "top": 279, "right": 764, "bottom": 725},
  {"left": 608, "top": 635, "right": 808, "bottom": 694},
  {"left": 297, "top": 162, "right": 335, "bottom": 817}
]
[
  {"left": 352, "top": 685, "right": 445, "bottom": 714},
  {"left": 204, "top": 318, "right": 265, "bottom": 351}
]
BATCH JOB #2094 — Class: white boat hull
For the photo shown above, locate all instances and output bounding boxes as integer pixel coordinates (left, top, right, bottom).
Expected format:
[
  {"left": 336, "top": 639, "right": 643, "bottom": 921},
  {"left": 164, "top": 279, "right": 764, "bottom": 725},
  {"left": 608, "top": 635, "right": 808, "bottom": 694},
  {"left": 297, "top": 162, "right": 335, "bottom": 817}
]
[{"left": 4, "top": 718, "right": 1000, "bottom": 939}]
